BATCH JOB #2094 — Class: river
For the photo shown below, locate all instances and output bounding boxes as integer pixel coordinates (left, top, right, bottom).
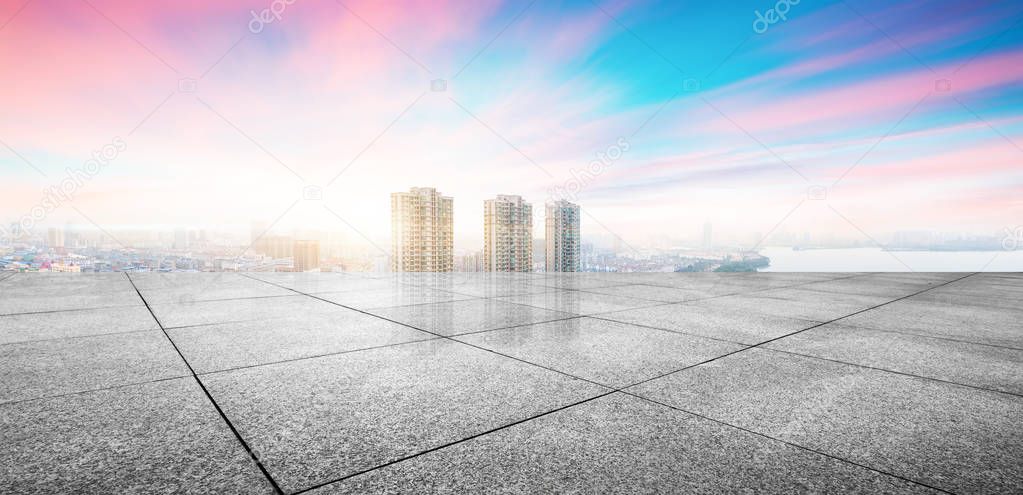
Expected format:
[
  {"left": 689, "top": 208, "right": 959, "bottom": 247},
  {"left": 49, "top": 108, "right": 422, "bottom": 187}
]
[{"left": 758, "top": 247, "right": 1023, "bottom": 272}]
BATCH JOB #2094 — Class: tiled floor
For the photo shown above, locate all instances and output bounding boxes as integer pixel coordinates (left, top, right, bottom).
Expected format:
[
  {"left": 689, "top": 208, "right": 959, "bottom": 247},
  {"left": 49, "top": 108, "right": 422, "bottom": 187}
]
[{"left": 1, "top": 271, "right": 1020, "bottom": 494}]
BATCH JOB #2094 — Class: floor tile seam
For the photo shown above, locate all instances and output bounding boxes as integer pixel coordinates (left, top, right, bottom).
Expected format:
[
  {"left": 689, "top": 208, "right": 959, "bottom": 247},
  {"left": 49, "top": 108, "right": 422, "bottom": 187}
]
[
  {"left": 144, "top": 293, "right": 299, "bottom": 305},
  {"left": 746, "top": 273, "right": 978, "bottom": 349},
  {"left": 288, "top": 389, "right": 621, "bottom": 495},
  {"left": 626, "top": 272, "right": 873, "bottom": 294},
  {"left": 792, "top": 320, "right": 1023, "bottom": 352},
  {"left": 0, "top": 326, "right": 163, "bottom": 347},
  {"left": 356, "top": 296, "right": 490, "bottom": 311},
  {"left": 194, "top": 336, "right": 447, "bottom": 377},
  {"left": 486, "top": 294, "right": 669, "bottom": 317},
  {"left": 616, "top": 274, "right": 978, "bottom": 391},
  {"left": 0, "top": 374, "right": 193, "bottom": 407},
  {"left": 240, "top": 274, "right": 613, "bottom": 389},
  {"left": 173, "top": 316, "right": 585, "bottom": 380},
  {"left": 125, "top": 273, "right": 286, "bottom": 495},
  {"left": 584, "top": 313, "right": 805, "bottom": 347},
  {"left": 755, "top": 346, "right": 1023, "bottom": 399},
  {"left": 569, "top": 272, "right": 873, "bottom": 306},
  {"left": 618, "top": 391, "right": 958, "bottom": 495},
  {"left": 0, "top": 302, "right": 145, "bottom": 317}
]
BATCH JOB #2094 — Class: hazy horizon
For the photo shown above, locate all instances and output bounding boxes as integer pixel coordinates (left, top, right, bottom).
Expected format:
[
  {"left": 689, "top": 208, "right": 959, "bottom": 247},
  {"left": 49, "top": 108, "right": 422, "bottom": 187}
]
[{"left": 3, "top": 0, "right": 1022, "bottom": 254}]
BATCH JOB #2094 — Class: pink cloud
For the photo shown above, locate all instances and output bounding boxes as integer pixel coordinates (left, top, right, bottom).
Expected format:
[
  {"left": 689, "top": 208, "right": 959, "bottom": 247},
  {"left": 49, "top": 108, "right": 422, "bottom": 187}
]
[{"left": 703, "top": 48, "right": 1023, "bottom": 138}]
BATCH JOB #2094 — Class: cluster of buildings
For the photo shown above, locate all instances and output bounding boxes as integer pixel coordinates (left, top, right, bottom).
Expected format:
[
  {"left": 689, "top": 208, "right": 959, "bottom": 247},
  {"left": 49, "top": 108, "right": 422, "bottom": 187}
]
[{"left": 391, "top": 187, "right": 580, "bottom": 273}]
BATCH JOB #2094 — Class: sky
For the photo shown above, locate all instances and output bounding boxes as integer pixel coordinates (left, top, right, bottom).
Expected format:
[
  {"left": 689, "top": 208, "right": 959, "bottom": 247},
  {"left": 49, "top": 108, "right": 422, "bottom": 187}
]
[{"left": 1, "top": 0, "right": 1022, "bottom": 250}]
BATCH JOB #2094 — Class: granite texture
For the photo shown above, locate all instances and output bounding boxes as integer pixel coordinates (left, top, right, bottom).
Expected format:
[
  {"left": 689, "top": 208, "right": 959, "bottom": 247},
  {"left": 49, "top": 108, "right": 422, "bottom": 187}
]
[
  {"left": 0, "top": 305, "right": 159, "bottom": 344},
  {"left": 629, "top": 348, "right": 1023, "bottom": 494},
  {"left": 311, "top": 393, "right": 938, "bottom": 495},
  {"left": 0, "top": 377, "right": 275, "bottom": 494},
  {"left": 169, "top": 311, "right": 434, "bottom": 373},
  {"left": 598, "top": 301, "right": 820, "bottom": 345},
  {"left": 201, "top": 339, "right": 607, "bottom": 492},
  {"left": 368, "top": 298, "right": 574, "bottom": 336},
  {"left": 0, "top": 330, "right": 190, "bottom": 403},
  {"left": 1, "top": 272, "right": 1019, "bottom": 494},
  {"left": 459, "top": 317, "right": 744, "bottom": 388},
  {"left": 839, "top": 297, "right": 1023, "bottom": 348},
  {"left": 763, "top": 322, "right": 1023, "bottom": 394}
]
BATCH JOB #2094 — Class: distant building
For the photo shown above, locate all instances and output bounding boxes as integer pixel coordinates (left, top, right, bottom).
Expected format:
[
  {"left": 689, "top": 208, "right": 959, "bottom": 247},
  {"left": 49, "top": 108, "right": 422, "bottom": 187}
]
[
  {"left": 293, "top": 239, "right": 320, "bottom": 272},
  {"left": 46, "top": 228, "right": 65, "bottom": 249},
  {"left": 250, "top": 221, "right": 269, "bottom": 246},
  {"left": 484, "top": 195, "right": 533, "bottom": 272},
  {"left": 391, "top": 187, "right": 454, "bottom": 272},
  {"left": 702, "top": 222, "right": 712, "bottom": 249},
  {"left": 173, "top": 229, "right": 189, "bottom": 250},
  {"left": 456, "top": 251, "right": 485, "bottom": 272},
  {"left": 532, "top": 238, "right": 546, "bottom": 272},
  {"left": 43, "top": 262, "right": 80, "bottom": 272},
  {"left": 545, "top": 200, "right": 580, "bottom": 272},
  {"left": 256, "top": 235, "right": 293, "bottom": 259}
]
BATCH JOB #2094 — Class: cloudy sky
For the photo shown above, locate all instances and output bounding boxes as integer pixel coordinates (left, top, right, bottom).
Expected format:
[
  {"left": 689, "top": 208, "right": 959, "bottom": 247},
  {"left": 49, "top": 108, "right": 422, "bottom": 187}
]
[{"left": 2, "top": 0, "right": 1021, "bottom": 248}]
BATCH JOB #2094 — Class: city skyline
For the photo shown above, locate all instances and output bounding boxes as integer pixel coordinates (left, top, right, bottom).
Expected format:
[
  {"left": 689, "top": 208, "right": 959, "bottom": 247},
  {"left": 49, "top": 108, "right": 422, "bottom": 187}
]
[{"left": 2, "top": 0, "right": 1022, "bottom": 256}]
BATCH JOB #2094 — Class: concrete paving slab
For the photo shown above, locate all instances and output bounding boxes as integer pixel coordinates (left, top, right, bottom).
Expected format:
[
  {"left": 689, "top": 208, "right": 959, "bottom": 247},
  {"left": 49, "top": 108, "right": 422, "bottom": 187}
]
[
  {"left": 0, "top": 289, "right": 142, "bottom": 315},
  {"left": 581, "top": 283, "right": 711, "bottom": 303},
  {"left": 598, "top": 302, "right": 820, "bottom": 345},
  {"left": 136, "top": 282, "right": 295, "bottom": 305},
  {"left": 533, "top": 273, "right": 631, "bottom": 290},
  {"left": 692, "top": 289, "right": 888, "bottom": 321},
  {"left": 170, "top": 311, "right": 434, "bottom": 373},
  {"left": 0, "top": 330, "right": 189, "bottom": 403},
  {"left": 368, "top": 298, "right": 573, "bottom": 336},
  {"left": 201, "top": 339, "right": 608, "bottom": 493},
  {"left": 315, "top": 286, "right": 476, "bottom": 310},
  {"left": 312, "top": 393, "right": 936, "bottom": 495},
  {"left": 496, "top": 289, "right": 658, "bottom": 316},
  {"left": 0, "top": 377, "right": 275, "bottom": 494},
  {"left": 148, "top": 295, "right": 345, "bottom": 328},
  {"left": 459, "top": 318, "right": 744, "bottom": 388},
  {"left": 763, "top": 323, "right": 1023, "bottom": 395},
  {"left": 0, "top": 305, "right": 159, "bottom": 344},
  {"left": 840, "top": 298, "right": 1023, "bottom": 348},
  {"left": 2, "top": 272, "right": 1019, "bottom": 493},
  {"left": 630, "top": 349, "right": 1023, "bottom": 494},
  {"left": 245, "top": 273, "right": 401, "bottom": 294}
]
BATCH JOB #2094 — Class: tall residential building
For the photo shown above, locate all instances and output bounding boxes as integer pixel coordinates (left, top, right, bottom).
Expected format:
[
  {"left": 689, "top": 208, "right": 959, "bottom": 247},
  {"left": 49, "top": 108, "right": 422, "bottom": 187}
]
[
  {"left": 256, "top": 235, "right": 293, "bottom": 259},
  {"left": 293, "top": 239, "right": 320, "bottom": 272},
  {"left": 484, "top": 195, "right": 533, "bottom": 272},
  {"left": 702, "top": 222, "right": 713, "bottom": 249},
  {"left": 46, "top": 227, "right": 65, "bottom": 248},
  {"left": 545, "top": 200, "right": 580, "bottom": 272},
  {"left": 456, "top": 251, "right": 485, "bottom": 272},
  {"left": 173, "top": 229, "right": 189, "bottom": 250},
  {"left": 391, "top": 187, "right": 454, "bottom": 272}
]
